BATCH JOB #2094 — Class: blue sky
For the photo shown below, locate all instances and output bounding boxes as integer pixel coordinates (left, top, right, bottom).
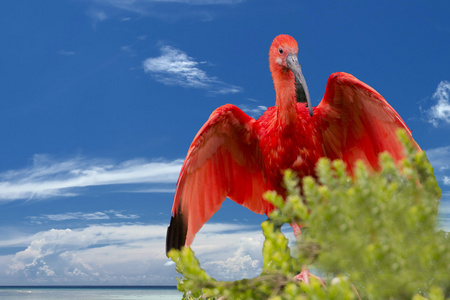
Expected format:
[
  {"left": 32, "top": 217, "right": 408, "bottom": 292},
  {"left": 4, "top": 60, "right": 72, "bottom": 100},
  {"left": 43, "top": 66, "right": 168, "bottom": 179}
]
[{"left": 0, "top": 0, "right": 449, "bottom": 286}]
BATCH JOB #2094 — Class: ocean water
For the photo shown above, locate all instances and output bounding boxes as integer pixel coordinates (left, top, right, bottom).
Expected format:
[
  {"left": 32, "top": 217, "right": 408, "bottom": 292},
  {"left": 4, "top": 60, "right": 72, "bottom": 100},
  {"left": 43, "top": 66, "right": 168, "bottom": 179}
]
[{"left": 0, "top": 286, "right": 182, "bottom": 300}]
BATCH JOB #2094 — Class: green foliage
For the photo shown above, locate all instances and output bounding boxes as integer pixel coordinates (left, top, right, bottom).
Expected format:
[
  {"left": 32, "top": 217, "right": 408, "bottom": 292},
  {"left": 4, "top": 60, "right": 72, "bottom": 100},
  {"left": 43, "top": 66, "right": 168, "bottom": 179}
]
[{"left": 168, "top": 131, "right": 449, "bottom": 299}]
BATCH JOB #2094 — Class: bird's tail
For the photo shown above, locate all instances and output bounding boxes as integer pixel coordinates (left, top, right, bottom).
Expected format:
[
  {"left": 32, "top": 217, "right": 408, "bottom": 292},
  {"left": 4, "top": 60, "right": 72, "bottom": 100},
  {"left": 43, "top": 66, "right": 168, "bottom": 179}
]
[{"left": 166, "top": 208, "right": 188, "bottom": 255}]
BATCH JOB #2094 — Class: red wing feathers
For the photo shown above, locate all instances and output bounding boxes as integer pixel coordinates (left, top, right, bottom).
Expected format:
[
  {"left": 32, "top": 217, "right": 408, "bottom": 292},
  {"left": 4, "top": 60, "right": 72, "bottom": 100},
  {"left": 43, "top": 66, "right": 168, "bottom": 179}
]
[
  {"left": 166, "top": 104, "right": 268, "bottom": 253},
  {"left": 316, "top": 72, "right": 420, "bottom": 173}
]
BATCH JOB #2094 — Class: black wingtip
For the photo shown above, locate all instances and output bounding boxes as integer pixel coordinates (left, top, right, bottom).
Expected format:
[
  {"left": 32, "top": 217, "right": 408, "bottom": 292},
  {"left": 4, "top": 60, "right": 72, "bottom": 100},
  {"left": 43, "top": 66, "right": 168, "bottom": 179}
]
[{"left": 166, "top": 210, "right": 188, "bottom": 256}]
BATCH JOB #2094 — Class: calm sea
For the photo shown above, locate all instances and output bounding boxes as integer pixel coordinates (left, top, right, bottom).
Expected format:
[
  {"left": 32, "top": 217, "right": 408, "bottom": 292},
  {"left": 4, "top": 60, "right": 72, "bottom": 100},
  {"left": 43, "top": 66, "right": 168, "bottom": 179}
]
[{"left": 0, "top": 286, "right": 182, "bottom": 300}]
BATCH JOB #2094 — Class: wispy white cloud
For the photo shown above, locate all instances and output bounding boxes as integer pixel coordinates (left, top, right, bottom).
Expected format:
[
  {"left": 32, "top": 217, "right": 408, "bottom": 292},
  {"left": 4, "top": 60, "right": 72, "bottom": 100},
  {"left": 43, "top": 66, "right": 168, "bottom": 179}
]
[
  {"left": 240, "top": 105, "right": 268, "bottom": 119},
  {"left": 32, "top": 212, "right": 109, "bottom": 222},
  {"left": 93, "top": 0, "right": 245, "bottom": 12},
  {"left": 129, "top": 188, "right": 175, "bottom": 193},
  {"left": 0, "top": 154, "right": 183, "bottom": 201},
  {"left": 28, "top": 210, "right": 139, "bottom": 223},
  {"left": 86, "top": 0, "right": 246, "bottom": 23},
  {"left": 0, "top": 222, "right": 263, "bottom": 285},
  {"left": 143, "top": 45, "right": 209, "bottom": 88},
  {"left": 57, "top": 50, "right": 76, "bottom": 56},
  {"left": 143, "top": 45, "right": 242, "bottom": 94},
  {"left": 87, "top": 8, "right": 108, "bottom": 23},
  {"left": 120, "top": 45, "right": 136, "bottom": 57},
  {"left": 427, "top": 80, "right": 450, "bottom": 127},
  {"left": 445, "top": 177, "right": 450, "bottom": 185}
]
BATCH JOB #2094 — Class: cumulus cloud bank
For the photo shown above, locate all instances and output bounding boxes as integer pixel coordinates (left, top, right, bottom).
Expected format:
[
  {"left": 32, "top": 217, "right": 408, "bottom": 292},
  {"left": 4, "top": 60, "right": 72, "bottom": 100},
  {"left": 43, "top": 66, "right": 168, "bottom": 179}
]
[
  {"left": 0, "top": 222, "right": 263, "bottom": 285},
  {"left": 4, "top": 224, "right": 170, "bottom": 285}
]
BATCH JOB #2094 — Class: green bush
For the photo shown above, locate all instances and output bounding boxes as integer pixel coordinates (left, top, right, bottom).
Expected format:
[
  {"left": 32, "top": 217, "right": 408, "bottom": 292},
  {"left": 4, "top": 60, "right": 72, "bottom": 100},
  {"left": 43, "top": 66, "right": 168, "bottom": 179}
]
[{"left": 168, "top": 131, "right": 449, "bottom": 299}]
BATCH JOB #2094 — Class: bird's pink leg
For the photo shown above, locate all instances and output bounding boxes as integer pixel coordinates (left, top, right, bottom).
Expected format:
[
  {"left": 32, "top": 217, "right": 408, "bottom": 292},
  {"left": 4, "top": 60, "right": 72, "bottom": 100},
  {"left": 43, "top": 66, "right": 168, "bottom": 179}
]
[
  {"left": 291, "top": 223, "right": 302, "bottom": 238},
  {"left": 294, "top": 267, "right": 326, "bottom": 287},
  {"left": 290, "top": 223, "right": 326, "bottom": 288}
]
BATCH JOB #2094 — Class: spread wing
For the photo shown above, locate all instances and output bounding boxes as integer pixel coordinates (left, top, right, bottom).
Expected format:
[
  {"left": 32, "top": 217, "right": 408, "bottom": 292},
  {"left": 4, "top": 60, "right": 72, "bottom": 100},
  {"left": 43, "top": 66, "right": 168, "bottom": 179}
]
[
  {"left": 166, "top": 104, "right": 268, "bottom": 254},
  {"left": 315, "top": 72, "right": 420, "bottom": 173}
]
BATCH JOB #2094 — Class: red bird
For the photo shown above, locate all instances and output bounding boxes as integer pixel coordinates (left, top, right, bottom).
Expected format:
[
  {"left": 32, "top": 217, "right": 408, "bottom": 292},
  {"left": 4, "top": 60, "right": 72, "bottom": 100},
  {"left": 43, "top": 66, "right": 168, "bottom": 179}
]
[{"left": 166, "top": 34, "right": 418, "bottom": 256}]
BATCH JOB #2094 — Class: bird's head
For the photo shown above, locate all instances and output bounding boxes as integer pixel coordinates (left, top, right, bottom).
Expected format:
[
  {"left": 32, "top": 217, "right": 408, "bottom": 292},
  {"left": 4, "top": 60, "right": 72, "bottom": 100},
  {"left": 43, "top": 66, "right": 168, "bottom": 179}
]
[{"left": 269, "top": 34, "right": 312, "bottom": 117}]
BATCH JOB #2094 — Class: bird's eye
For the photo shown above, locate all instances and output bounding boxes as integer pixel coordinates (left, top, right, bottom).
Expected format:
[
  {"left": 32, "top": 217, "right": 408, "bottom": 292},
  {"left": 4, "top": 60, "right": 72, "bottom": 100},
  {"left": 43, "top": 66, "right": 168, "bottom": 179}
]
[{"left": 278, "top": 48, "right": 283, "bottom": 54}]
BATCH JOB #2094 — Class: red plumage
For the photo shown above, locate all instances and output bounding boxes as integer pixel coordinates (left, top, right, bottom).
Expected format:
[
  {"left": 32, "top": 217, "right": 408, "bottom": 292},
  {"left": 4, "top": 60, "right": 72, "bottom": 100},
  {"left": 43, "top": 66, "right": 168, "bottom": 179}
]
[{"left": 166, "top": 35, "right": 419, "bottom": 253}]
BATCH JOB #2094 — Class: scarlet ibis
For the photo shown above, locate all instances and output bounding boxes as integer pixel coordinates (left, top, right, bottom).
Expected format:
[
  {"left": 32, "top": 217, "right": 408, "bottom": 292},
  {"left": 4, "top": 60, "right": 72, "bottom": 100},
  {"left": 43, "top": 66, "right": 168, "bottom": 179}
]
[{"left": 166, "top": 34, "right": 418, "bottom": 256}]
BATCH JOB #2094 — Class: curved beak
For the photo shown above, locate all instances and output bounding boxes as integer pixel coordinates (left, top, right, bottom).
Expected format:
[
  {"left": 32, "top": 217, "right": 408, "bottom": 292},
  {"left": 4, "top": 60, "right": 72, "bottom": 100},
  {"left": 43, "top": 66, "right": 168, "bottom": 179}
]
[{"left": 286, "top": 53, "right": 313, "bottom": 117}]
